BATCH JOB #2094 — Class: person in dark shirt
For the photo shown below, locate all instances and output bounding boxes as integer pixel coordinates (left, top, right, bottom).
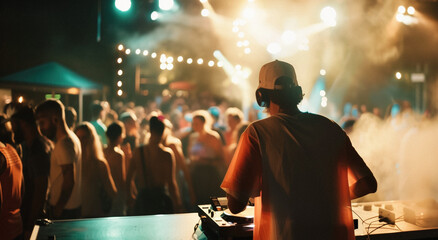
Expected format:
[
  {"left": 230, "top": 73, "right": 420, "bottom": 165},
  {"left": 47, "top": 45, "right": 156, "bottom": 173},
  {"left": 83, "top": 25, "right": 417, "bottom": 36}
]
[{"left": 10, "top": 104, "right": 53, "bottom": 238}]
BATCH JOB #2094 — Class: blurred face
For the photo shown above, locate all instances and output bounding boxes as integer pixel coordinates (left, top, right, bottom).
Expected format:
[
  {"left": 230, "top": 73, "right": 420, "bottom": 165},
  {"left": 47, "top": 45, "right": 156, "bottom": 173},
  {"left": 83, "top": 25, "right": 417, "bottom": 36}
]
[
  {"left": 36, "top": 113, "right": 57, "bottom": 140},
  {"left": 192, "top": 117, "right": 204, "bottom": 132}
]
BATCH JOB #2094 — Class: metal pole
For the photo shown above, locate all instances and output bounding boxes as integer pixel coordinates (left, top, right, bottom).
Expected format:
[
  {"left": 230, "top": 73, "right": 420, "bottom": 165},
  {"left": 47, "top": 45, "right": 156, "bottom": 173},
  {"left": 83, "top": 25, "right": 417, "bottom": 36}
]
[{"left": 97, "top": 0, "right": 101, "bottom": 42}]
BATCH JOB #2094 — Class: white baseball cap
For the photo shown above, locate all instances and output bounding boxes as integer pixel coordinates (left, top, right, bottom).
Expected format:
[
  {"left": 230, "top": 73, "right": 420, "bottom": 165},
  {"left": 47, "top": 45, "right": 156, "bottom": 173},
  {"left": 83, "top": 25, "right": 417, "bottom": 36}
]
[{"left": 258, "top": 60, "right": 298, "bottom": 90}]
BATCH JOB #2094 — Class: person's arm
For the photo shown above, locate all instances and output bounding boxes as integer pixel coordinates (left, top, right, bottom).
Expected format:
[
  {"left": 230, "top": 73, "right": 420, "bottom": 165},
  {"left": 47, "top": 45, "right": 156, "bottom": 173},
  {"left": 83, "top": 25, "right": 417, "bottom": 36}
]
[
  {"left": 126, "top": 148, "right": 138, "bottom": 206},
  {"left": 166, "top": 151, "right": 182, "bottom": 212},
  {"left": 170, "top": 143, "right": 196, "bottom": 205},
  {"left": 349, "top": 175, "right": 377, "bottom": 199},
  {"left": 227, "top": 193, "right": 248, "bottom": 214},
  {"left": 99, "top": 160, "right": 117, "bottom": 198},
  {"left": 54, "top": 164, "right": 74, "bottom": 218},
  {"left": 345, "top": 135, "right": 377, "bottom": 199}
]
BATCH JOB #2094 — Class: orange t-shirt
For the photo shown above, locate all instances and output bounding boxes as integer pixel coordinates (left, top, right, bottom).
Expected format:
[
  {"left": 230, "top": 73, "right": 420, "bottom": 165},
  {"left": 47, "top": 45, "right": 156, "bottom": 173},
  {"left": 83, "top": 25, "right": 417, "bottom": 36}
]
[
  {"left": 0, "top": 144, "right": 23, "bottom": 240},
  {"left": 222, "top": 113, "right": 373, "bottom": 240}
]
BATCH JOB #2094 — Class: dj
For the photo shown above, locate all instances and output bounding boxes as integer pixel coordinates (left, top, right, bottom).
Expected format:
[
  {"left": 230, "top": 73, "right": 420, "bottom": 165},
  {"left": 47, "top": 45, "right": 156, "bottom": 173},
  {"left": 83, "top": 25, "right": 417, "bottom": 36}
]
[{"left": 221, "top": 60, "right": 377, "bottom": 240}]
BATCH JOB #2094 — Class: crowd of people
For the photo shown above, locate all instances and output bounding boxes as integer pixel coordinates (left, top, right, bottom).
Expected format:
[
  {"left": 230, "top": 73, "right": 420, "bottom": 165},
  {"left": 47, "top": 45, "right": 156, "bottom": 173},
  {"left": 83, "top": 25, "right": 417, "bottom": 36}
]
[
  {"left": 0, "top": 73, "right": 433, "bottom": 240},
  {"left": 0, "top": 95, "right": 250, "bottom": 240}
]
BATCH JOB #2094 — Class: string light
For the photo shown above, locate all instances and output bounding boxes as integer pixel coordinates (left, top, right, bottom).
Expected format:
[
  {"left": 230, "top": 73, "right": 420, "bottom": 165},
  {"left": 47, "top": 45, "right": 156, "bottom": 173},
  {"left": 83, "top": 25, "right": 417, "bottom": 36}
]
[
  {"left": 117, "top": 58, "right": 122, "bottom": 63},
  {"left": 125, "top": 49, "right": 131, "bottom": 55},
  {"left": 118, "top": 44, "right": 124, "bottom": 51}
]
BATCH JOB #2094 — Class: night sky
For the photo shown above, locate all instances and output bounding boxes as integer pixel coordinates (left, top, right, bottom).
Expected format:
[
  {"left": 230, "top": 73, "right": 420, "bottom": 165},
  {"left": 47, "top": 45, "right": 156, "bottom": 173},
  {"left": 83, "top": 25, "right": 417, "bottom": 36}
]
[{"left": 1, "top": 0, "right": 438, "bottom": 109}]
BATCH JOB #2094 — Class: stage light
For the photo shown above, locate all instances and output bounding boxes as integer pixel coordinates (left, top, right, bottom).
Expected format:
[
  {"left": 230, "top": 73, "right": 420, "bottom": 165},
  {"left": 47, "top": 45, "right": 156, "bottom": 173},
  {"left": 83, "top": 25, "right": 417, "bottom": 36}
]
[
  {"left": 177, "top": 56, "right": 183, "bottom": 62},
  {"left": 396, "top": 13, "right": 404, "bottom": 22},
  {"left": 167, "top": 56, "right": 174, "bottom": 63},
  {"left": 235, "top": 65, "right": 242, "bottom": 70},
  {"left": 117, "top": 81, "right": 123, "bottom": 87},
  {"left": 187, "top": 58, "right": 193, "bottom": 64},
  {"left": 320, "top": 69, "right": 326, "bottom": 76},
  {"left": 151, "top": 11, "right": 159, "bottom": 21},
  {"left": 151, "top": 52, "right": 157, "bottom": 58},
  {"left": 167, "top": 63, "right": 174, "bottom": 70},
  {"left": 238, "top": 32, "right": 245, "bottom": 38},
  {"left": 232, "top": 26, "right": 239, "bottom": 33},
  {"left": 398, "top": 6, "right": 406, "bottom": 14},
  {"left": 217, "top": 61, "right": 223, "bottom": 67},
  {"left": 159, "top": 0, "right": 174, "bottom": 11},
  {"left": 200, "top": 0, "right": 207, "bottom": 3},
  {"left": 242, "top": 7, "right": 255, "bottom": 19},
  {"left": 118, "top": 70, "right": 123, "bottom": 76},
  {"left": 231, "top": 76, "right": 239, "bottom": 84},
  {"left": 18, "top": 96, "right": 23, "bottom": 103},
  {"left": 244, "top": 48, "right": 251, "bottom": 54},
  {"left": 237, "top": 41, "right": 243, "bottom": 47},
  {"left": 396, "top": 72, "right": 402, "bottom": 79},
  {"left": 197, "top": 58, "right": 204, "bottom": 64},
  {"left": 267, "top": 42, "right": 281, "bottom": 54},
  {"left": 160, "top": 63, "right": 167, "bottom": 70},
  {"left": 407, "top": 6, "right": 415, "bottom": 15},
  {"left": 117, "top": 44, "right": 124, "bottom": 51},
  {"left": 117, "top": 58, "right": 122, "bottom": 63},
  {"left": 282, "top": 30, "right": 296, "bottom": 44},
  {"left": 201, "top": 9, "right": 210, "bottom": 17},
  {"left": 208, "top": 61, "right": 214, "bottom": 67},
  {"left": 115, "top": 0, "right": 131, "bottom": 12},
  {"left": 320, "top": 6, "right": 337, "bottom": 27},
  {"left": 143, "top": 50, "right": 149, "bottom": 56},
  {"left": 320, "top": 90, "right": 326, "bottom": 97},
  {"left": 160, "top": 54, "right": 167, "bottom": 63},
  {"left": 117, "top": 89, "right": 123, "bottom": 96},
  {"left": 125, "top": 49, "right": 131, "bottom": 55},
  {"left": 135, "top": 49, "right": 141, "bottom": 55}
]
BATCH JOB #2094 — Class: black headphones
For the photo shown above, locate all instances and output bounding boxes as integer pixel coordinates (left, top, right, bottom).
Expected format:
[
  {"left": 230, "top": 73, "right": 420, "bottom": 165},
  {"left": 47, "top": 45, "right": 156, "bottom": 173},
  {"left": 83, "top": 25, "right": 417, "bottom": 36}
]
[{"left": 256, "top": 76, "right": 303, "bottom": 108}]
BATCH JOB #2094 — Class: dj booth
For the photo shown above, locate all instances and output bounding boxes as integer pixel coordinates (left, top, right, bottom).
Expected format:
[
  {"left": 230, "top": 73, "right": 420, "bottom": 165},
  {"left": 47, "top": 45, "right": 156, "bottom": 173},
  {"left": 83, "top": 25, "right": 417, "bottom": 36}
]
[{"left": 31, "top": 200, "right": 438, "bottom": 240}]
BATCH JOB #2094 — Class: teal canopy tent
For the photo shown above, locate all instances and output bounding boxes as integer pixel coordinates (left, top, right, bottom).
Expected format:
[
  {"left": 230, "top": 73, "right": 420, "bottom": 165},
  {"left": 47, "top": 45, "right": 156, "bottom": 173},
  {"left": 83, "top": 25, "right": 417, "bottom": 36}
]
[{"left": 0, "top": 62, "right": 103, "bottom": 122}]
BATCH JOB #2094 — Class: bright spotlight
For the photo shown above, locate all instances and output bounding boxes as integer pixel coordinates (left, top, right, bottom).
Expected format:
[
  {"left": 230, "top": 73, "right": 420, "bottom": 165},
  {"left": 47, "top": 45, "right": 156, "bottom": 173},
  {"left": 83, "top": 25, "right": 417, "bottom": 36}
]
[
  {"left": 200, "top": 0, "right": 207, "bottom": 3},
  {"left": 177, "top": 56, "right": 183, "bottom": 62},
  {"left": 398, "top": 6, "right": 406, "bottom": 14},
  {"left": 159, "top": 0, "right": 174, "bottom": 11},
  {"left": 396, "top": 72, "right": 402, "bottom": 79},
  {"left": 117, "top": 58, "right": 122, "bottom": 64},
  {"left": 160, "top": 63, "right": 167, "bottom": 70},
  {"left": 197, "top": 58, "right": 204, "bottom": 64},
  {"left": 396, "top": 13, "right": 404, "bottom": 22},
  {"left": 117, "top": 89, "right": 123, "bottom": 96},
  {"left": 407, "top": 6, "right": 415, "bottom": 15},
  {"left": 320, "top": 6, "right": 337, "bottom": 27},
  {"left": 242, "top": 7, "right": 255, "bottom": 19},
  {"left": 267, "top": 42, "right": 281, "bottom": 54},
  {"left": 235, "top": 65, "right": 242, "bottom": 70},
  {"left": 115, "top": 0, "right": 131, "bottom": 12},
  {"left": 320, "top": 69, "right": 326, "bottom": 76},
  {"left": 117, "top": 44, "right": 124, "bottom": 51},
  {"left": 282, "top": 30, "right": 296, "bottom": 44},
  {"left": 208, "top": 60, "right": 214, "bottom": 67},
  {"left": 217, "top": 61, "right": 223, "bottom": 67},
  {"left": 151, "top": 11, "right": 159, "bottom": 21},
  {"left": 201, "top": 9, "right": 210, "bottom": 17},
  {"left": 151, "top": 52, "right": 157, "bottom": 58},
  {"left": 167, "top": 56, "right": 174, "bottom": 63},
  {"left": 167, "top": 63, "right": 174, "bottom": 70},
  {"left": 160, "top": 54, "right": 167, "bottom": 63},
  {"left": 117, "top": 81, "right": 123, "bottom": 87},
  {"left": 187, "top": 58, "right": 193, "bottom": 64}
]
